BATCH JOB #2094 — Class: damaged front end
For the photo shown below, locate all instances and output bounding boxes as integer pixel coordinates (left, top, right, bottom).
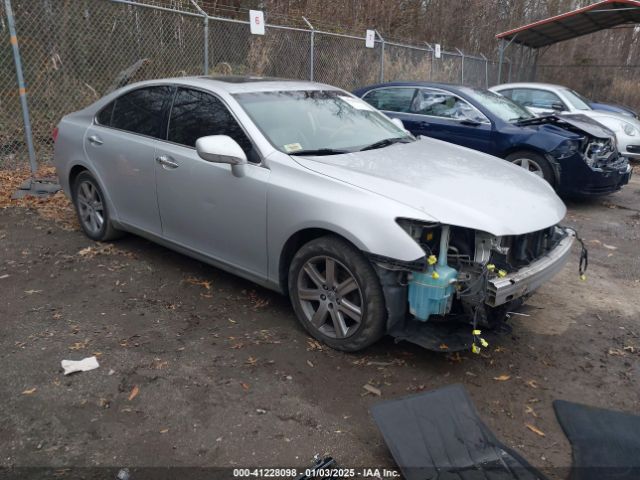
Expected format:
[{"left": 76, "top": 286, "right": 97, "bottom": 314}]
[{"left": 372, "top": 220, "right": 576, "bottom": 352}]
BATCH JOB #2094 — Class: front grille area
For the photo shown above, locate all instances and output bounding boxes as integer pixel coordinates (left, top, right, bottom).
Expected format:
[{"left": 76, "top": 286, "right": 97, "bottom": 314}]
[{"left": 491, "top": 226, "right": 563, "bottom": 270}]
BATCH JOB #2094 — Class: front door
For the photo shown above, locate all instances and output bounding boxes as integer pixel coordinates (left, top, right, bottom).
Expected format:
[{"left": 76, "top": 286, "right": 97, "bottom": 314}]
[
  {"left": 154, "top": 87, "right": 270, "bottom": 277},
  {"left": 408, "top": 88, "right": 493, "bottom": 154}
]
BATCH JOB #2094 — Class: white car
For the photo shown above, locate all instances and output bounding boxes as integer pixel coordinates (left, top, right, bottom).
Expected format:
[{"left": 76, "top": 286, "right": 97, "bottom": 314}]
[{"left": 490, "top": 83, "right": 640, "bottom": 160}]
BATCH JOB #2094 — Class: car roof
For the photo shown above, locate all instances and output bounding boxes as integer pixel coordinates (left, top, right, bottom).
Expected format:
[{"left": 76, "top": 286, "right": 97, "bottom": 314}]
[
  {"left": 355, "top": 81, "right": 481, "bottom": 96},
  {"left": 122, "top": 76, "right": 342, "bottom": 94},
  {"left": 492, "top": 82, "right": 566, "bottom": 91}
]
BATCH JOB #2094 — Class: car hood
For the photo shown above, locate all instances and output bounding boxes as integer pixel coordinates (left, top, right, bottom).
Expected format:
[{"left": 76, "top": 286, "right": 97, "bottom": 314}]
[
  {"left": 562, "top": 110, "right": 640, "bottom": 130},
  {"left": 292, "top": 138, "right": 566, "bottom": 236},
  {"left": 518, "top": 114, "right": 614, "bottom": 139}
]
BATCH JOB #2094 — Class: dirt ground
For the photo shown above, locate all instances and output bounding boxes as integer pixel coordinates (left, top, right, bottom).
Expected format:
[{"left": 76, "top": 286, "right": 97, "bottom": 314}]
[{"left": 1, "top": 168, "right": 639, "bottom": 479}]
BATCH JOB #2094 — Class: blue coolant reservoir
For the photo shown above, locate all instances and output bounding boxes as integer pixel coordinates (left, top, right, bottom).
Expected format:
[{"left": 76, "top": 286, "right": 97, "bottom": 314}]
[{"left": 408, "top": 265, "right": 458, "bottom": 321}]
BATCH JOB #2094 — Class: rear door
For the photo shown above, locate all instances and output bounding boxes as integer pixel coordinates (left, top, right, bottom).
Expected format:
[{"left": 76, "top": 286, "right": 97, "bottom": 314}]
[
  {"left": 84, "top": 85, "right": 173, "bottom": 235},
  {"left": 154, "top": 87, "right": 270, "bottom": 276},
  {"left": 409, "top": 88, "right": 493, "bottom": 153}
]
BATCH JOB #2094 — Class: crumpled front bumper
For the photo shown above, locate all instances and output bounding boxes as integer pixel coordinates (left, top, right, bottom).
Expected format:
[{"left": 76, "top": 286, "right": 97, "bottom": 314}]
[{"left": 486, "top": 228, "right": 575, "bottom": 307}]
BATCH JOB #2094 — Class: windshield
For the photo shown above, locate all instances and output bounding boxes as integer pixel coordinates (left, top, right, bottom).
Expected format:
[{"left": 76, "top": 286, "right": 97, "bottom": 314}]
[
  {"left": 564, "top": 89, "right": 592, "bottom": 110},
  {"left": 234, "top": 90, "right": 412, "bottom": 154},
  {"left": 463, "top": 88, "right": 535, "bottom": 123}
]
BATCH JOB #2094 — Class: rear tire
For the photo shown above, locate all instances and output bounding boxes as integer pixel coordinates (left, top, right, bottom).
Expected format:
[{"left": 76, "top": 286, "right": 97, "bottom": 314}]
[
  {"left": 288, "top": 235, "right": 386, "bottom": 352},
  {"left": 505, "top": 151, "right": 555, "bottom": 188},
  {"left": 72, "top": 171, "right": 123, "bottom": 242}
]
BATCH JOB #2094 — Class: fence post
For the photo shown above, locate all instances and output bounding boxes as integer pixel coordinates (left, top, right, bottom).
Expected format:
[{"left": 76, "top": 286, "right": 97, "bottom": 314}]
[
  {"left": 456, "top": 48, "right": 464, "bottom": 84},
  {"left": 507, "top": 57, "right": 512, "bottom": 82},
  {"left": 424, "top": 43, "right": 433, "bottom": 80},
  {"left": 4, "top": 0, "right": 37, "bottom": 175},
  {"left": 302, "top": 17, "right": 314, "bottom": 81},
  {"left": 375, "top": 30, "right": 384, "bottom": 82},
  {"left": 480, "top": 53, "right": 488, "bottom": 88},
  {"left": 191, "top": 0, "right": 208, "bottom": 75}
]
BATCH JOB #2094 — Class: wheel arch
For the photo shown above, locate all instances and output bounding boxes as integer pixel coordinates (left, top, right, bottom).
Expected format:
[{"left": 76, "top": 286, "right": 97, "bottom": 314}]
[{"left": 278, "top": 228, "right": 363, "bottom": 295}]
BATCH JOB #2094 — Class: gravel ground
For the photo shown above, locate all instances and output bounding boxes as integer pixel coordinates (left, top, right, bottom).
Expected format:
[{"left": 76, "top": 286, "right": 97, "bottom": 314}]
[{"left": 1, "top": 171, "right": 639, "bottom": 479}]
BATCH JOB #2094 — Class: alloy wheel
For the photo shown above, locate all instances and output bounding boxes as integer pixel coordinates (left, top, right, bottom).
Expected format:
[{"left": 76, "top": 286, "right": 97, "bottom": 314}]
[
  {"left": 296, "top": 255, "right": 364, "bottom": 339},
  {"left": 512, "top": 157, "right": 545, "bottom": 178},
  {"left": 76, "top": 180, "right": 105, "bottom": 235}
]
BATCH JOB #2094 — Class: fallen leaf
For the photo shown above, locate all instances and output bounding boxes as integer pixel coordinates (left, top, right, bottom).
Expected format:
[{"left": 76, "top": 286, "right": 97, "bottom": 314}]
[
  {"left": 439, "top": 343, "right": 449, "bottom": 350},
  {"left": 525, "top": 380, "right": 539, "bottom": 389},
  {"left": 245, "top": 356, "right": 258, "bottom": 366},
  {"left": 525, "top": 405, "right": 538, "bottom": 417},
  {"left": 240, "top": 382, "right": 250, "bottom": 391},
  {"left": 493, "top": 374, "right": 511, "bottom": 381},
  {"left": 306, "top": 360, "right": 314, "bottom": 368},
  {"left": 602, "top": 243, "right": 617, "bottom": 250},
  {"left": 185, "top": 276, "right": 212, "bottom": 290},
  {"left": 525, "top": 423, "right": 545, "bottom": 437},
  {"left": 22, "top": 387, "right": 37, "bottom": 395},
  {"left": 128, "top": 385, "right": 139, "bottom": 401},
  {"left": 159, "top": 428, "right": 169, "bottom": 434},
  {"left": 363, "top": 384, "right": 382, "bottom": 396},
  {"left": 24, "top": 289, "right": 42, "bottom": 295}
]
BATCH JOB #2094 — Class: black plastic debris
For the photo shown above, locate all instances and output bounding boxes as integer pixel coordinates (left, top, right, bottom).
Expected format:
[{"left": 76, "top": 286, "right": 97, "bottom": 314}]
[
  {"left": 371, "top": 384, "right": 547, "bottom": 480},
  {"left": 554, "top": 400, "right": 640, "bottom": 480},
  {"left": 297, "top": 456, "right": 340, "bottom": 480}
]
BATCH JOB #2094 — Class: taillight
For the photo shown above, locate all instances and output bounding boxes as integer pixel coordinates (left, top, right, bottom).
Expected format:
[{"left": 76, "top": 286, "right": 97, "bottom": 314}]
[{"left": 52, "top": 126, "right": 59, "bottom": 143}]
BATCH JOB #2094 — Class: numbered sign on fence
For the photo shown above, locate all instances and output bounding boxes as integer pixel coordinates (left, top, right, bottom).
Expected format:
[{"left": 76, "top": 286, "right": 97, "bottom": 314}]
[
  {"left": 250, "top": 10, "right": 265, "bottom": 35},
  {"left": 365, "top": 30, "right": 375, "bottom": 48},
  {"left": 434, "top": 43, "right": 441, "bottom": 59}
]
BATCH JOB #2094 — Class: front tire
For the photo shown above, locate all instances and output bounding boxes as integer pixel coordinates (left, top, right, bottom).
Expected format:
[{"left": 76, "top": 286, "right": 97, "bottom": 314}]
[
  {"left": 505, "top": 151, "right": 555, "bottom": 188},
  {"left": 72, "top": 171, "right": 123, "bottom": 241},
  {"left": 288, "top": 236, "right": 386, "bottom": 352}
]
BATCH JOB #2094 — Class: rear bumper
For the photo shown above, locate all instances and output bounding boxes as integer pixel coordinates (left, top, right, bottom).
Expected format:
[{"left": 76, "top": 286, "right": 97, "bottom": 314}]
[{"left": 486, "top": 229, "right": 574, "bottom": 307}]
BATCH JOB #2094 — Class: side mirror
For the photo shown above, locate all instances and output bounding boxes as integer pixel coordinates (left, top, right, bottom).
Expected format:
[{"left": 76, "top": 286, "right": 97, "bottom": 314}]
[
  {"left": 551, "top": 102, "right": 565, "bottom": 112},
  {"left": 390, "top": 117, "right": 405, "bottom": 130},
  {"left": 196, "top": 135, "right": 247, "bottom": 166}
]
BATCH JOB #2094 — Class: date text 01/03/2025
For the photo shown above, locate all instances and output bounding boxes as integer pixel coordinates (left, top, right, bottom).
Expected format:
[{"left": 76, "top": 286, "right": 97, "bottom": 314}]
[{"left": 232, "top": 467, "right": 401, "bottom": 478}]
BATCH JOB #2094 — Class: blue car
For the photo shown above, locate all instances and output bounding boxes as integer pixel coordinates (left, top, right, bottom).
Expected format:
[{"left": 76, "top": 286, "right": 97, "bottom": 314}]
[{"left": 353, "top": 82, "right": 631, "bottom": 197}]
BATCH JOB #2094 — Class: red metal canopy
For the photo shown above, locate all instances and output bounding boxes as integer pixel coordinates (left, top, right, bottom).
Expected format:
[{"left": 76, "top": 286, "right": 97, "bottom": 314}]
[{"left": 496, "top": 0, "right": 640, "bottom": 48}]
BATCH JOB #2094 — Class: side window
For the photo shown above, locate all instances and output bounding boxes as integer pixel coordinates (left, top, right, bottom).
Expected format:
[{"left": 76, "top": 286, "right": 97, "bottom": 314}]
[
  {"left": 497, "top": 89, "right": 514, "bottom": 100},
  {"left": 362, "top": 88, "right": 416, "bottom": 113},
  {"left": 168, "top": 88, "right": 256, "bottom": 161},
  {"left": 529, "top": 90, "right": 565, "bottom": 109},
  {"left": 110, "top": 86, "right": 173, "bottom": 138},
  {"left": 509, "top": 89, "right": 564, "bottom": 110},
  {"left": 411, "top": 89, "right": 486, "bottom": 123},
  {"left": 96, "top": 101, "right": 114, "bottom": 126}
]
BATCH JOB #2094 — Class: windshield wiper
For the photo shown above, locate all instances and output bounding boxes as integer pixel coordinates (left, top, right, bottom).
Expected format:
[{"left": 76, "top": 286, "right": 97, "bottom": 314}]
[
  {"left": 289, "top": 148, "right": 350, "bottom": 156},
  {"left": 359, "top": 137, "right": 412, "bottom": 152}
]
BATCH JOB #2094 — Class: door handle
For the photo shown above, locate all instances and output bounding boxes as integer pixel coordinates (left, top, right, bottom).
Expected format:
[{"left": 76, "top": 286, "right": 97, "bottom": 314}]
[
  {"left": 156, "top": 155, "right": 179, "bottom": 169},
  {"left": 88, "top": 135, "right": 103, "bottom": 146}
]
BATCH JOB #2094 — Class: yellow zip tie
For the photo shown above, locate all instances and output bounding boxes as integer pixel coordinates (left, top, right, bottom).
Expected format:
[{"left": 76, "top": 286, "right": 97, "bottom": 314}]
[{"left": 427, "top": 255, "right": 437, "bottom": 265}]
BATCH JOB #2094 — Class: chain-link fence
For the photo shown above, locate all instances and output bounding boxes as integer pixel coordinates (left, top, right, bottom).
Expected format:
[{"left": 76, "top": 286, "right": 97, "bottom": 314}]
[{"left": 1, "top": 0, "right": 510, "bottom": 170}]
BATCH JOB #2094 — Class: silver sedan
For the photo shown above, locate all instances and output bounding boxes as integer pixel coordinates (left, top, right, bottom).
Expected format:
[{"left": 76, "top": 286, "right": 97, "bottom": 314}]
[{"left": 54, "top": 76, "right": 573, "bottom": 352}]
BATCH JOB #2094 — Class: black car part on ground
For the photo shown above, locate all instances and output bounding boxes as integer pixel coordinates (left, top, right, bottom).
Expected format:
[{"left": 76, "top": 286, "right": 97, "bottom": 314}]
[
  {"left": 371, "top": 384, "right": 640, "bottom": 480},
  {"left": 554, "top": 400, "right": 640, "bottom": 480},
  {"left": 296, "top": 456, "right": 340, "bottom": 480},
  {"left": 371, "top": 384, "right": 548, "bottom": 480}
]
